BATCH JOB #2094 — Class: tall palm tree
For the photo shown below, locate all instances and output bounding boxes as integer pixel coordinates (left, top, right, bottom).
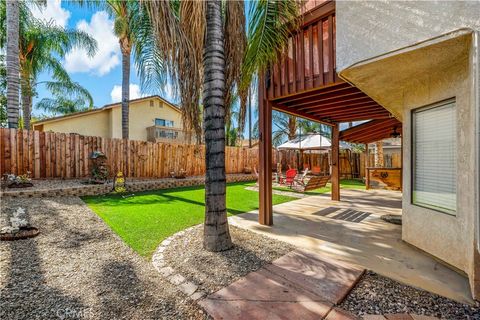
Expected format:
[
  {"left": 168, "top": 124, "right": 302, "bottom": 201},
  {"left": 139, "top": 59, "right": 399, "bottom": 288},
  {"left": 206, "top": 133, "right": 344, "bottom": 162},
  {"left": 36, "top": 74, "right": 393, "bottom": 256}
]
[
  {"left": 95, "top": 0, "right": 163, "bottom": 140},
  {"left": 6, "top": 0, "right": 20, "bottom": 128},
  {"left": 1, "top": 3, "right": 97, "bottom": 129},
  {"left": 202, "top": 0, "right": 232, "bottom": 251},
  {"left": 145, "top": 0, "right": 300, "bottom": 251}
]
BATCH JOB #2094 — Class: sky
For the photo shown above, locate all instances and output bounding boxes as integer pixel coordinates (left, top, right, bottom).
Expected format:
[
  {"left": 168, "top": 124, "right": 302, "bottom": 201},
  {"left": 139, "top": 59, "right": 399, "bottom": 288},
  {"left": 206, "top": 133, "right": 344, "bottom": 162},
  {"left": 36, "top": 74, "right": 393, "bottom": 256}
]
[
  {"left": 31, "top": 0, "right": 176, "bottom": 116},
  {"left": 29, "top": 0, "right": 351, "bottom": 141}
]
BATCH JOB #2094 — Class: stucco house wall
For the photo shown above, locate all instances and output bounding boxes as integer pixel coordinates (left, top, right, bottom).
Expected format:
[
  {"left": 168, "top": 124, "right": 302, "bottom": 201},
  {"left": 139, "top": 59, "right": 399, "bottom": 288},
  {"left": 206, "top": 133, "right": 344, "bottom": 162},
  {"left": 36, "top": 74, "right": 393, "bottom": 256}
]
[
  {"left": 34, "top": 109, "right": 111, "bottom": 137},
  {"left": 33, "top": 96, "right": 183, "bottom": 141},
  {"left": 336, "top": 1, "right": 480, "bottom": 71},
  {"left": 335, "top": 1, "right": 480, "bottom": 299}
]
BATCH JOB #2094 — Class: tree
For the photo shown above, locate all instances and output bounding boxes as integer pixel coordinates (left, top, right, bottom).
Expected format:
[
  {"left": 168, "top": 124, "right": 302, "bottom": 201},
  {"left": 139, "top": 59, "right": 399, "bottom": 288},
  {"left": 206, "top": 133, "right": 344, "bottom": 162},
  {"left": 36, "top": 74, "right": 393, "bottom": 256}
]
[
  {"left": 6, "top": 0, "right": 20, "bottom": 128},
  {"left": 145, "top": 0, "right": 300, "bottom": 251},
  {"left": 18, "top": 21, "right": 96, "bottom": 129},
  {"left": 36, "top": 95, "right": 92, "bottom": 116},
  {"left": 96, "top": 0, "right": 164, "bottom": 139},
  {"left": 202, "top": 0, "right": 232, "bottom": 251},
  {"left": 0, "top": 54, "right": 7, "bottom": 127},
  {"left": 0, "top": 3, "right": 97, "bottom": 129}
]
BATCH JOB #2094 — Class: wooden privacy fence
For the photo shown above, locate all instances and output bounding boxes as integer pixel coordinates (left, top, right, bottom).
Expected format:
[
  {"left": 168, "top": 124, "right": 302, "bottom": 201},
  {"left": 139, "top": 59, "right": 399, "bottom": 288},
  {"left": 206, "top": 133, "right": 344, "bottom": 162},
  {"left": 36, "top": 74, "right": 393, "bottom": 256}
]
[{"left": 0, "top": 128, "right": 258, "bottom": 179}]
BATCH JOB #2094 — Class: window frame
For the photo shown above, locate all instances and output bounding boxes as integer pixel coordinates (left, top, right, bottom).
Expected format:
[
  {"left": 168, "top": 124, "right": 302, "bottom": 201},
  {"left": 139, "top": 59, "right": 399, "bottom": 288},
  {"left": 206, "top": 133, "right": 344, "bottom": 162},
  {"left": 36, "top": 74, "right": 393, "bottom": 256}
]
[{"left": 411, "top": 98, "right": 457, "bottom": 216}]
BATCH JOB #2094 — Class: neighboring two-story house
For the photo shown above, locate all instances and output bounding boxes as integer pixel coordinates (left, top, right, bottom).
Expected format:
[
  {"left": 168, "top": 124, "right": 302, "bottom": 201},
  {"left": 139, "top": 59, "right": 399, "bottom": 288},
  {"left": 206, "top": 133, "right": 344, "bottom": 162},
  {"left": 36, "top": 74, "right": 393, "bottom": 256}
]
[{"left": 32, "top": 95, "right": 188, "bottom": 143}]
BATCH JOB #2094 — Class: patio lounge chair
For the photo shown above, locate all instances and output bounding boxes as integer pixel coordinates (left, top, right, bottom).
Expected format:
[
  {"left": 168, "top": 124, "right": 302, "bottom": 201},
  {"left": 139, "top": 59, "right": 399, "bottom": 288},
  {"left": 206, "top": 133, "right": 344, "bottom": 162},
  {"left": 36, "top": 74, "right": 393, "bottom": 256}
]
[
  {"left": 284, "top": 169, "right": 297, "bottom": 187},
  {"left": 295, "top": 168, "right": 310, "bottom": 185},
  {"left": 292, "top": 175, "right": 330, "bottom": 192}
]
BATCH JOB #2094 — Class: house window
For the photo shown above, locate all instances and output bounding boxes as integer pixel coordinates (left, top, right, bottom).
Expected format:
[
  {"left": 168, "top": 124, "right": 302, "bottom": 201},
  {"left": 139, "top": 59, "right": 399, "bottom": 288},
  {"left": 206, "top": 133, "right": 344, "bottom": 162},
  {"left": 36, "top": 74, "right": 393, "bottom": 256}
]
[
  {"left": 150, "top": 100, "right": 154, "bottom": 107},
  {"left": 155, "top": 118, "right": 174, "bottom": 127},
  {"left": 412, "top": 99, "right": 456, "bottom": 215}
]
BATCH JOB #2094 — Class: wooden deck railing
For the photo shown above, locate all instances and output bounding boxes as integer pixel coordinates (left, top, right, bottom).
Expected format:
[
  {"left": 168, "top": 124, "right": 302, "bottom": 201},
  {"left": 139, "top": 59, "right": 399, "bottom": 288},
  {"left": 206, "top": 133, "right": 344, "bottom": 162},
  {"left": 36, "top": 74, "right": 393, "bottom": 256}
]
[{"left": 267, "top": 0, "right": 337, "bottom": 100}]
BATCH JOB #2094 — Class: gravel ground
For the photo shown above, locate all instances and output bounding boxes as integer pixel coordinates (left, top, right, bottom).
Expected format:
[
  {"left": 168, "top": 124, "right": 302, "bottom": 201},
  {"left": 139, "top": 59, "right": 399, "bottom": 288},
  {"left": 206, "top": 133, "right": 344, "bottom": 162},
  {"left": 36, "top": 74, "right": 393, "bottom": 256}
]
[
  {"left": 163, "top": 225, "right": 294, "bottom": 295},
  {"left": 0, "top": 197, "right": 206, "bottom": 320},
  {"left": 340, "top": 271, "right": 480, "bottom": 319}
]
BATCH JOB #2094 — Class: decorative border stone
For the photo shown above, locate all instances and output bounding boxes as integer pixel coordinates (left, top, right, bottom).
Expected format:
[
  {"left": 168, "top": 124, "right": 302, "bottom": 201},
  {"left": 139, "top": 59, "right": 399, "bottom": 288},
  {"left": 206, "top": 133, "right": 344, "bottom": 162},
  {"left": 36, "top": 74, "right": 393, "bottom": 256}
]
[
  {"left": 152, "top": 225, "right": 206, "bottom": 301},
  {"left": 1, "top": 174, "right": 256, "bottom": 198}
]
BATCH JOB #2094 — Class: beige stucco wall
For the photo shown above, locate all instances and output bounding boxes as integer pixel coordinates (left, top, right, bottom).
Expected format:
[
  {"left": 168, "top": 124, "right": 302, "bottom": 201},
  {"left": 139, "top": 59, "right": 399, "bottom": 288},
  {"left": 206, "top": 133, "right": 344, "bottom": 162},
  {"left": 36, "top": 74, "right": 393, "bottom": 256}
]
[
  {"left": 336, "top": 2, "right": 480, "bottom": 299},
  {"left": 336, "top": 1, "right": 480, "bottom": 71},
  {"left": 113, "top": 98, "right": 183, "bottom": 141},
  {"left": 401, "top": 48, "right": 475, "bottom": 278},
  {"left": 33, "top": 97, "right": 183, "bottom": 141},
  {"left": 35, "top": 109, "right": 111, "bottom": 137}
]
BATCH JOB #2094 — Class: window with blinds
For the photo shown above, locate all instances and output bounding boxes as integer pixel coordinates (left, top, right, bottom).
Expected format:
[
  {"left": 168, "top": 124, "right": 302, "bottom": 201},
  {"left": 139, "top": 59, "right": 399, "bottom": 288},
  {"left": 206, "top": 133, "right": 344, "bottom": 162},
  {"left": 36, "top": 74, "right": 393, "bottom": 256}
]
[{"left": 412, "top": 99, "right": 456, "bottom": 215}]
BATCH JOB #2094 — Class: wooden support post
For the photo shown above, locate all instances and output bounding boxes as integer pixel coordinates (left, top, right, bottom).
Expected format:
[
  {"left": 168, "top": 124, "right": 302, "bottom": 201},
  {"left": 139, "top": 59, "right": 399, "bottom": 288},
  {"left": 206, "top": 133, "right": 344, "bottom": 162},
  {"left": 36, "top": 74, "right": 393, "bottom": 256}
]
[
  {"left": 331, "top": 123, "right": 340, "bottom": 201},
  {"left": 365, "top": 143, "right": 370, "bottom": 190},
  {"left": 259, "top": 76, "right": 273, "bottom": 225}
]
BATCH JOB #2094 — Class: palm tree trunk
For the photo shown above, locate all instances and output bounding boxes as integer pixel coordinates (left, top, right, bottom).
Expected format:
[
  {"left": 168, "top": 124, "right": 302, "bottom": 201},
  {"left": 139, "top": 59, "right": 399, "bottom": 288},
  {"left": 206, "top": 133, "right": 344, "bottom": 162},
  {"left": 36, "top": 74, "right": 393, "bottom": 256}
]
[
  {"left": 121, "top": 45, "right": 130, "bottom": 139},
  {"left": 288, "top": 116, "right": 297, "bottom": 139},
  {"left": 21, "top": 76, "right": 32, "bottom": 130},
  {"left": 6, "top": 1, "right": 20, "bottom": 128},
  {"left": 203, "top": 0, "right": 232, "bottom": 252}
]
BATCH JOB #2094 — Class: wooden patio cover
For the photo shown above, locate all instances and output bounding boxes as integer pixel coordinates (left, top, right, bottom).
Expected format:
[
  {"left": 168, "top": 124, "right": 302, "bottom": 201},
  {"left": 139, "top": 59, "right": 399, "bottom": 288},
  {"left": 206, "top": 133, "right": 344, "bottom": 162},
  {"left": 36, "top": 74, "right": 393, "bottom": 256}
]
[{"left": 257, "top": 0, "right": 401, "bottom": 226}]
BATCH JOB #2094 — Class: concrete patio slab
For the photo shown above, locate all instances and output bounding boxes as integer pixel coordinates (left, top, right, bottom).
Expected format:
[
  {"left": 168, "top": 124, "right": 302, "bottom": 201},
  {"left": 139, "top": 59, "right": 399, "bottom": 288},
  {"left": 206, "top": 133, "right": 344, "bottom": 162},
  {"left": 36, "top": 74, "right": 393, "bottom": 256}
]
[
  {"left": 229, "top": 189, "right": 473, "bottom": 304},
  {"left": 199, "top": 249, "right": 365, "bottom": 320}
]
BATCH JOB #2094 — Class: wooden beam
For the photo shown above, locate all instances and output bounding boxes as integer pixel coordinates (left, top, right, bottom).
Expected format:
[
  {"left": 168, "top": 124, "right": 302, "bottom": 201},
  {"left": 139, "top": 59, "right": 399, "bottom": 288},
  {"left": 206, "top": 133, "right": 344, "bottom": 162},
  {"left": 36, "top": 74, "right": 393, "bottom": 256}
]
[
  {"left": 281, "top": 86, "right": 358, "bottom": 106},
  {"left": 301, "top": 0, "right": 335, "bottom": 27},
  {"left": 315, "top": 19, "right": 324, "bottom": 87},
  {"left": 292, "top": 35, "right": 297, "bottom": 94},
  {"left": 321, "top": 108, "right": 390, "bottom": 119},
  {"left": 329, "top": 114, "right": 392, "bottom": 122},
  {"left": 307, "top": 25, "right": 314, "bottom": 90},
  {"left": 259, "top": 76, "right": 273, "bottom": 226},
  {"left": 295, "top": 92, "right": 378, "bottom": 110},
  {"left": 299, "top": 29, "right": 305, "bottom": 91},
  {"left": 331, "top": 123, "right": 340, "bottom": 201},
  {"left": 272, "top": 81, "right": 350, "bottom": 103},
  {"left": 311, "top": 104, "right": 383, "bottom": 117},
  {"left": 272, "top": 102, "right": 334, "bottom": 126},
  {"left": 327, "top": 14, "right": 334, "bottom": 84}
]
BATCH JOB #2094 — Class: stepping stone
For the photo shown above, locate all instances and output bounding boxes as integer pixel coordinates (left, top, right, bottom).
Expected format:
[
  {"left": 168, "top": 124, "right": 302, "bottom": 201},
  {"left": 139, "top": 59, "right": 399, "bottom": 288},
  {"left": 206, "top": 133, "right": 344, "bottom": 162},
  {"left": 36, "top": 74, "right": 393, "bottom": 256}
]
[
  {"left": 199, "top": 268, "right": 333, "bottom": 320},
  {"left": 325, "top": 307, "right": 359, "bottom": 320},
  {"left": 264, "top": 249, "right": 365, "bottom": 304},
  {"left": 410, "top": 315, "right": 440, "bottom": 320},
  {"left": 199, "top": 249, "right": 366, "bottom": 320},
  {"left": 385, "top": 314, "right": 414, "bottom": 320}
]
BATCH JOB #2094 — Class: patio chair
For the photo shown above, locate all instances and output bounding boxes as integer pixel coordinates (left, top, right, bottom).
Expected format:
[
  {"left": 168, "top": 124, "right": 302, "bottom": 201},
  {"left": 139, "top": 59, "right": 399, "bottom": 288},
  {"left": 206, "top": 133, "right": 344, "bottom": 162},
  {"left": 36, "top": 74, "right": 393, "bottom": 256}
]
[
  {"left": 284, "top": 169, "right": 297, "bottom": 187},
  {"left": 292, "top": 175, "right": 330, "bottom": 192},
  {"left": 295, "top": 168, "right": 310, "bottom": 186}
]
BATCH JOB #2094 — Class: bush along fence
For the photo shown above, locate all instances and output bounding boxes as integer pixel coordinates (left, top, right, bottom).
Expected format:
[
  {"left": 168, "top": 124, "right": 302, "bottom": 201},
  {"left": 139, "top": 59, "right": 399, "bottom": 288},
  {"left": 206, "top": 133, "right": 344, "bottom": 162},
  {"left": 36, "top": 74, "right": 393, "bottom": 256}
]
[{"left": 0, "top": 128, "right": 258, "bottom": 179}]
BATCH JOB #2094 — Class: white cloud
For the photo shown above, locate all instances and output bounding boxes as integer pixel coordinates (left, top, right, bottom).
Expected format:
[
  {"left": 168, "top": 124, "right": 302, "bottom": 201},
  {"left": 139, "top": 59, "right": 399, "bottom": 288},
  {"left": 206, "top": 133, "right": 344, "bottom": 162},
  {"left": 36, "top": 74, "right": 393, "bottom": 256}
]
[
  {"left": 30, "top": 0, "right": 71, "bottom": 28},
  {"left": 110, "top": 84, "right": 144, "bottom": 103},
  {"left": 64, "top": 11, "right": 120, "bottom": 76}
]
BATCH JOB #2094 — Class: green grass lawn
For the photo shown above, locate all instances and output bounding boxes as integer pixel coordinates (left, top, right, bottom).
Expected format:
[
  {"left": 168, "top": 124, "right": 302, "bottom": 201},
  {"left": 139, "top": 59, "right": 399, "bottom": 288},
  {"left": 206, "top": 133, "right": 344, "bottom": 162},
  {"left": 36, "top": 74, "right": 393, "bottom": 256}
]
[
  {"left": 273, "top": 179, "right": 365, "bottom": 195},
  {"left": 83, "top": 182, "right": 295, "bottom": 258}
]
